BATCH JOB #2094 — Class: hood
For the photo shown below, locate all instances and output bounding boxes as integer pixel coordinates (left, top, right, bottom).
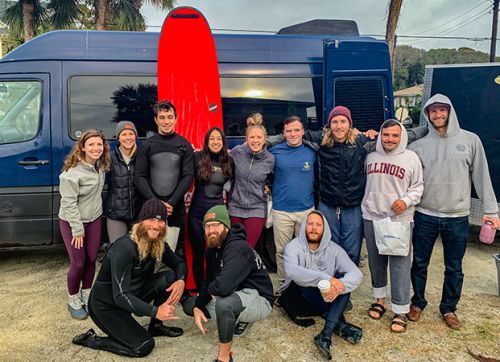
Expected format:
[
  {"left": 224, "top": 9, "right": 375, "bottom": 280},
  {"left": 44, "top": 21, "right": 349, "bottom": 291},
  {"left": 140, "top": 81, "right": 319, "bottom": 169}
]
[
  {"left": 423, "top": 93, "right": 460, "bottom": 137},
  {"left": 221, "top": 223, "right": 247, "bottom": 248},
  {"left": 375, "top": 119, "right": 408, "bottom": 155},
  {"left": 297, "top": 210, "right": 333, "bottom": 254}
]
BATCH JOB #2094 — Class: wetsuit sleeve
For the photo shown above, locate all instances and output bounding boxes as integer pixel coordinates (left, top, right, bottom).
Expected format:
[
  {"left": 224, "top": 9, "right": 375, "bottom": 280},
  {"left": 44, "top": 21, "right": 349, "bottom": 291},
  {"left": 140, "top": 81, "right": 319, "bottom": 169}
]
[
  {"left": 207, "top": 246, "right": 252, "bottom": 297},
  {"left": 167, "top": 141, "right": 194, "bottom": 206},
  {"left": 134, "top": 143, "right": 156, "bottom": 200},
  {"left": 304, "top": 130, "right": 322, "bottom": 146},
  {"left": 162, "top": 245, "right": 188, "bottom": 281},
  {"left": 109, "top": 243, "right": 158, "bottom": 318},
  {"left": 407, "top": 126, "right": 429, "bottom": 144}
]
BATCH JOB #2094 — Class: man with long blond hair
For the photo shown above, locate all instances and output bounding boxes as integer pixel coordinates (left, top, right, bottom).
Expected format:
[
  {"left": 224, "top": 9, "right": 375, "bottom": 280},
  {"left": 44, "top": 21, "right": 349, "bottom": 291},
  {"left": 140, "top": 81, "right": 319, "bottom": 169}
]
[{"left": 72, "top": 198, "right": 187, "bottom": 357}]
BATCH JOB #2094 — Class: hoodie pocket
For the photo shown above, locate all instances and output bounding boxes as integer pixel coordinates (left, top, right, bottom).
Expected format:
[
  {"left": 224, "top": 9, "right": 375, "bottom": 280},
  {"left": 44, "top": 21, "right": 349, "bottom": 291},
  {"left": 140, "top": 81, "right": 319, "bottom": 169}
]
[{"left": 363, "top": 192, "right": 399, "bottom": 219}]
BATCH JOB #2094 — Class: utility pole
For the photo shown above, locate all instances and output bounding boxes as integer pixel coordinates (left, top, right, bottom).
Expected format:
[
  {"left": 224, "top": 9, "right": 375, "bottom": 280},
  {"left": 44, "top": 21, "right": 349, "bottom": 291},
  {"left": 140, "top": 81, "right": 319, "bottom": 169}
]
[{"left": 491, "top": 0, "right": 499, "bottom": 62}]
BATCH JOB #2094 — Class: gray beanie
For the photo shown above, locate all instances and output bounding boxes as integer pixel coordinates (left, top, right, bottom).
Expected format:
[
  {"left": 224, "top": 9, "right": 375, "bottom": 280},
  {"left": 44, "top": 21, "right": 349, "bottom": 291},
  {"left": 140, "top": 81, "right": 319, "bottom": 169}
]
[{"left": 115, "top": 121, "right": 138, "bottom": 138}]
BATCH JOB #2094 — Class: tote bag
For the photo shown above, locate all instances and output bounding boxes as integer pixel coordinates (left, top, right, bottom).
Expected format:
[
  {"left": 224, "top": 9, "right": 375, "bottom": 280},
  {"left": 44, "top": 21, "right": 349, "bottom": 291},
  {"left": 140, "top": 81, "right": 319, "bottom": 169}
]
[{"left": 373, "top": 217, "right": 411, "bottom": 256}]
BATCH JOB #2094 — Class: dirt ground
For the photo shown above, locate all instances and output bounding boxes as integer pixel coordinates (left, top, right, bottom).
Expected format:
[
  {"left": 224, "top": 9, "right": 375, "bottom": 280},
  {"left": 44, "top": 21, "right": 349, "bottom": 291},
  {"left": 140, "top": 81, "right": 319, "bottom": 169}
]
[{"left": 0, "top": 241, "right": 499, "bottom": 362}]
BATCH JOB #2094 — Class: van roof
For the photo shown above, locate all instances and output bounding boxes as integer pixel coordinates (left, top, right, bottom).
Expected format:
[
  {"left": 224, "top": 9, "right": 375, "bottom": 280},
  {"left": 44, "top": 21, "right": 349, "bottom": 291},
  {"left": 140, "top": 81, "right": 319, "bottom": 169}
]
[{"left": 1, "top": 30, "right": 385, "bottom": 63}]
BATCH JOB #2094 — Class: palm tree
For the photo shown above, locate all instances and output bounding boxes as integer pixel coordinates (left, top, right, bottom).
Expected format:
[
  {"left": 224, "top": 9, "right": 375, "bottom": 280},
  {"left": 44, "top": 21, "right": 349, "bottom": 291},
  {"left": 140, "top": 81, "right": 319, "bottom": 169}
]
[
  {"left": 0, "top": 0, "right": 80, "bottom": 42},
  {"left": 386, "top": 0, "right": 403, "bottom": 78}
]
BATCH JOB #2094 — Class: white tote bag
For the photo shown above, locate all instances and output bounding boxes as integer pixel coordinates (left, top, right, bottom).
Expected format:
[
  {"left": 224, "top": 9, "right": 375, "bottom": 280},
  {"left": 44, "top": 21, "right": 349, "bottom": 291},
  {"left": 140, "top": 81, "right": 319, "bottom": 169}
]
[
  {"left": 373, "top": 217, "right": 411, "bottom": 256},
  {"left": 265, "top": 195, "right": 273, "bottom": 229}
]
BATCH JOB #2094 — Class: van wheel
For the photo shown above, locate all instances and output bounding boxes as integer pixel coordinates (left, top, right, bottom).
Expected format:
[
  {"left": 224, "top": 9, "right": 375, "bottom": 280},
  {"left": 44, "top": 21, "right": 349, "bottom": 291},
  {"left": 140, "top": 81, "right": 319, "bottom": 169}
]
[{"left": 256, "top": 228, "right": 277, "bottom": 272}]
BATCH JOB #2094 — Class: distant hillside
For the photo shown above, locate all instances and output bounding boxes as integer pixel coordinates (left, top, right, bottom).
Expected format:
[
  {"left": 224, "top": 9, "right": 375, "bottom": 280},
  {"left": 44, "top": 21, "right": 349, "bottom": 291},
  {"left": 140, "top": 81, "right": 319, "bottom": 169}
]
[{"left": 394, "top": 45, "right": 499, "bottom": 91}]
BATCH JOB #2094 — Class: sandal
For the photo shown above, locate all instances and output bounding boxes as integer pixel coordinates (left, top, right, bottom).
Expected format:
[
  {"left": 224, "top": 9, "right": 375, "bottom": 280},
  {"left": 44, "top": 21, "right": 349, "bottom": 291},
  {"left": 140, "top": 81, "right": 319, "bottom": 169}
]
[
  {"left": 390, "top": 314, "right": 408, "bottom": 333},
  {"left": 368, "top": 303, "right": 386, "bottom": 320}
]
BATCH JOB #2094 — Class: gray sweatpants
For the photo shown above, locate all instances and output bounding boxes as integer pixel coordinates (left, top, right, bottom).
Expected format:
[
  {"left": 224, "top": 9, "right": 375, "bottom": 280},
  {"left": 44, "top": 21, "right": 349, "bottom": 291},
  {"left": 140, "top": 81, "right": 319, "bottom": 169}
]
[
  {"left": 184, "top": 288, "right": 272, "bottom": 343},
  {"left": 364, "top": 219, "right": 411, "bottom": 315}
]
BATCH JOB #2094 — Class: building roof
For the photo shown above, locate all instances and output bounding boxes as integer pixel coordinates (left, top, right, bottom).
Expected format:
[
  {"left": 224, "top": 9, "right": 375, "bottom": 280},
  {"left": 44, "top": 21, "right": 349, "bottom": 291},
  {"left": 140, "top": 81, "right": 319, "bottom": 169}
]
[{"left": 394, "top": 84, "right": 423, "bottom": 97}]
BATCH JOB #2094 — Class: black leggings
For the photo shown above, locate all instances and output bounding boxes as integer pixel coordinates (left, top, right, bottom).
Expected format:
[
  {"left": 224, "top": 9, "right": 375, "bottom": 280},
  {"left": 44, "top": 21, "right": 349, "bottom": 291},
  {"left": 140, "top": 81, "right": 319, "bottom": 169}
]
[{"left": 87, "top": 271, "right": 175, "bottom": 357}]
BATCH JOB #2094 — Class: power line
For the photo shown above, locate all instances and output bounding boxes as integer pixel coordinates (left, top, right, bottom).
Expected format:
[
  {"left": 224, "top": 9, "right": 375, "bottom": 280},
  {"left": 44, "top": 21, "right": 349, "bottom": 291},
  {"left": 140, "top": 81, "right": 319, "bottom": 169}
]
[{"left": 412, "top": 0, "right": 489, "bottom": 35}]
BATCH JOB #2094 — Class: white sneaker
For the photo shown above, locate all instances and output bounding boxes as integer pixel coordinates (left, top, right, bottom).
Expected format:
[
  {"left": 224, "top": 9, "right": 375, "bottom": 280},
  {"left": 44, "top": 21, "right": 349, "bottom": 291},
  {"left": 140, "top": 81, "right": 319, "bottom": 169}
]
[
  {"left": 68, "top": 294, "right": 88, "bottom": 320},
  {"left": 81, "top": 289, "right": 91, "bottom": 308}
]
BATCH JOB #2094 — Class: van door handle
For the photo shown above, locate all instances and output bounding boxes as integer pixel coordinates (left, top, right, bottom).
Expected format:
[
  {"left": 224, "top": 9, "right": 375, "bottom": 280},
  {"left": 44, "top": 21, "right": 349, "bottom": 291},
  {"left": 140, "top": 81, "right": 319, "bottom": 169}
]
[{"left": 18, "top": 160, "right": 49, "bottom": 166}]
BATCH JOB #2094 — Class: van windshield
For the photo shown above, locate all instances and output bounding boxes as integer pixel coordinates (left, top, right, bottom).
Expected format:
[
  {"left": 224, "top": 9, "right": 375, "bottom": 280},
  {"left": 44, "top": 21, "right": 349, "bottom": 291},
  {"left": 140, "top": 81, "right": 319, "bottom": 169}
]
[{"left": 0, "top": 81, "right": 41, "bottom": 144}]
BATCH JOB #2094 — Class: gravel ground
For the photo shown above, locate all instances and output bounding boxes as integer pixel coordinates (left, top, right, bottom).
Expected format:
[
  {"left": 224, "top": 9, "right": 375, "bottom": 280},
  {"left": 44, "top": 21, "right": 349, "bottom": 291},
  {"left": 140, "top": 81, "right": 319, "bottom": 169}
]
[{"left": 0, "top": 241, "right": 499, "bottom": 362}]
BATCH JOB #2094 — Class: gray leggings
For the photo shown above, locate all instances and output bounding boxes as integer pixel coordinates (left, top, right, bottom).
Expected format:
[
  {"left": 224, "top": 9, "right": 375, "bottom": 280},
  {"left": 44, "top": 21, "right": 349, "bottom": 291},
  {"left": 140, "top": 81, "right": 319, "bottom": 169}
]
[
  {"left": 106, "top": 218, "right": 129, "bottom": 243},
  {"left": 184, "top": 288, "right": 272, "bottom": 343},
  {"left": 364, "top": 219, "right": 411, "bottom": 315}
]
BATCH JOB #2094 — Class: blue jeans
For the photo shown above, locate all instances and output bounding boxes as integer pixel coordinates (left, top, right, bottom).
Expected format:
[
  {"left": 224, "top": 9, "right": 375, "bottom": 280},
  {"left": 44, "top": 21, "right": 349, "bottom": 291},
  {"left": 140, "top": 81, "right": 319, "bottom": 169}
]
[
  {"left": 410, "top": 211, "right": 469, "bottom": 315},
  {"left": 319, "top": 202, "right": 363, "bottom": 266}
]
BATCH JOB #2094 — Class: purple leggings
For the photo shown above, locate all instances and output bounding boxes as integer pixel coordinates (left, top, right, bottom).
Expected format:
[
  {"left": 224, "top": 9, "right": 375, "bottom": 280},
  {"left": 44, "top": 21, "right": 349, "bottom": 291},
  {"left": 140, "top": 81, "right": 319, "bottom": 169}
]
[
  {"left": 60, "top": 218, "right": 102, "bottom": 295},
  {"left": 230, "top": 216, "right": 265, "bottom": 249}
]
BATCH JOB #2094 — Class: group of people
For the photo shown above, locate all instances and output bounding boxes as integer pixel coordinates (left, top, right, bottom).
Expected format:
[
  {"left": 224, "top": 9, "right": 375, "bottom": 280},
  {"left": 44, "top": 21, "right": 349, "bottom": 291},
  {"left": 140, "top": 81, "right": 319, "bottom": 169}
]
[{"left": 58, "top": 95, "right": 499, "bottom": 361}]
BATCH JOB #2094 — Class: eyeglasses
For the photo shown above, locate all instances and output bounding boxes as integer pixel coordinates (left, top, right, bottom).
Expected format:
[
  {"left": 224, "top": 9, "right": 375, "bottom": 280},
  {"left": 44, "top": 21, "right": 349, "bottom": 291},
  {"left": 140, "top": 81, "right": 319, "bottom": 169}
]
[{"left": 204, "top": 222, "right": 222, "bottom": 230}]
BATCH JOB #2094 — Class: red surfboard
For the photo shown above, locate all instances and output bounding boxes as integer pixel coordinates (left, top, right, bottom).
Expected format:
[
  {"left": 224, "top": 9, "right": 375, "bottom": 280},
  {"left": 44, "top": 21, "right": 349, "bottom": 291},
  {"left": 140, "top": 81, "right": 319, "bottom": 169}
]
[
  {"left": 158, "top": 7, "right": 223, "bottom": 290},
  {"left": 158, "top": 7, "right": 223, "bottom": 150}
]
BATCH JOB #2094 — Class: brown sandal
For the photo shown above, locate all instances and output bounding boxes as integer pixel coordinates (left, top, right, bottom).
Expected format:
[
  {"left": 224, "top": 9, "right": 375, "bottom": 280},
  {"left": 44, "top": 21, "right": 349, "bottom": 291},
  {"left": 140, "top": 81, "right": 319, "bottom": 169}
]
[
  {"left": 368, "top": 303, "right": 386, "bottom": 320},
  {"left": 390, "top": 314, "right": 408, "bottom": 333}
]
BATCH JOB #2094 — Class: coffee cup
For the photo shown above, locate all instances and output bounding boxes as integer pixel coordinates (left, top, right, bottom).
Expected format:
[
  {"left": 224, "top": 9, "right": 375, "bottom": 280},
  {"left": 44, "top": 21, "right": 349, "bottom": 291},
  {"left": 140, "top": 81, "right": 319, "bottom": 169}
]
[{"left": 318, "top": 279, "right": 330, "bottom": 302}]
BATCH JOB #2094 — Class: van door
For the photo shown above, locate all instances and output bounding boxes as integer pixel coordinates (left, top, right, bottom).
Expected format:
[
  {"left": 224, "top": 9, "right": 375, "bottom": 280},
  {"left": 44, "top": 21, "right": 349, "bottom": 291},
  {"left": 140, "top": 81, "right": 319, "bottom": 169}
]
[
  {"left": 323, "top": 40, "right": 393, "bottom": 130},
  {"left": 0, "top": 75, "right": 52, "bottom": 247}
]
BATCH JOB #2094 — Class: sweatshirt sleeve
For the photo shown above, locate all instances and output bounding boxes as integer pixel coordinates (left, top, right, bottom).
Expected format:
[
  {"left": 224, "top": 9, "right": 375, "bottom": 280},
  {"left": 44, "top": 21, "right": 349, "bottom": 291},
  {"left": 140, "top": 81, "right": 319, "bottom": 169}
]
[
  {"left": 406, "top": 126, "right": 429, "bottom": 144},
  {"left": 283, "top": 243, "right": 331, "bottom": 287},
  {"left": 401, "top": 153, "right": 424, "bottom": 208},
  {"left": 134, "top": 143, "right": 156, "bottom": 200},
  {"left": 109, "top": 244, "right": 157, "bottom": 318},
  {"left": 207, "top": 246, "right": 252, "bottom": 297},
  {"left": 470, "top": 135, "right": 499, "bottom": 216},
  {"left": 167, "top": 141, "right": 194, "bottom": 206},
  {"left": 304, "top": 130, "right": 322, "bottom": 146},
  {"left": 333, "top": 246, "right": 363, "bottom": 294},
  {"left": 59, "top": 171, "right": 84, "bottom": 237}
]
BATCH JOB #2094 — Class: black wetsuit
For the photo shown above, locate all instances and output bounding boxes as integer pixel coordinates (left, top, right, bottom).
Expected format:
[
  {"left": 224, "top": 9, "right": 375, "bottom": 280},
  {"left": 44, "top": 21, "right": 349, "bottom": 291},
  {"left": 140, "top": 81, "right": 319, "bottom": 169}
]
[
  {"left": 87, "top": 235, "right": 187, "bottom": 357},
  {"left": 134, "top": 133, "right": 194, "bottom": 257}
]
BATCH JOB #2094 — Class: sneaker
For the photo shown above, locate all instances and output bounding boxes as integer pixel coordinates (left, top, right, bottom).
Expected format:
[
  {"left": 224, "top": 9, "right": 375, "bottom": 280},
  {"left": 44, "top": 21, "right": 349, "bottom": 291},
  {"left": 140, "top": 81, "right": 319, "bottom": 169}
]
[
  {"left": 313, "top": 333, "right": 332, "bottom": 360},
  {"left": 80, "top": 288, "right": 91, "bottom": 311},
  {"left": 148, "top": 323, "right": 183, "bottom": 337},
  {"left": 344, "top": 299, "right": 353, "bottom": 314},
  {"left": 333, "top": 320, "right": 363, "bottom": 344},
  {"left": 233, "top": 322, "right": 252, "bottom": 337},
  {"left": 68, "top": 294, "right": 88, "bottom": 320},
  {"left": 72, "top": 329, "right": 96, "bottom": 346}
]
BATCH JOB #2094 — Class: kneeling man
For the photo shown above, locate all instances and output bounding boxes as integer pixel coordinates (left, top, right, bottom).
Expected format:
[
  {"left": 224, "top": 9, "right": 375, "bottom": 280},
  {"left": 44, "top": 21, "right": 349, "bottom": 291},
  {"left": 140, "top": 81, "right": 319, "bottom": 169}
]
[
  {"left": 278, "top": 211, "right": 363, "bottom": 360},
  {"left": 184, "top": 205, "right": 274, "bottom": 362},
  {"left": 72, "top": 198, "right": 187, "bottom": 357}
]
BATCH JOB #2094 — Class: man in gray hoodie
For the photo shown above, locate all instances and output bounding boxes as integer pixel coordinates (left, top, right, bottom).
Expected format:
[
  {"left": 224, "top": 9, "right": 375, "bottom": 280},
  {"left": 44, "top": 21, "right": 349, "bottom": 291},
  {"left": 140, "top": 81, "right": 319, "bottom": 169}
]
[
  {"left": 407, "top": 94, "right": 499, "bottom": 330},
  {"left": 277, "top": 210, "right": 363, "bottom": 360}
]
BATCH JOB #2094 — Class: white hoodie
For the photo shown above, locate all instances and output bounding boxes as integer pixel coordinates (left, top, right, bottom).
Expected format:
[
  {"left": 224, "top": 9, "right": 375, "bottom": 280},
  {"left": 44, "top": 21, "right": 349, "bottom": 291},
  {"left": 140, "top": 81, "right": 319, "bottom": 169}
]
[{"left": 362, "top": 120, "right": 424, "bottom": 222}]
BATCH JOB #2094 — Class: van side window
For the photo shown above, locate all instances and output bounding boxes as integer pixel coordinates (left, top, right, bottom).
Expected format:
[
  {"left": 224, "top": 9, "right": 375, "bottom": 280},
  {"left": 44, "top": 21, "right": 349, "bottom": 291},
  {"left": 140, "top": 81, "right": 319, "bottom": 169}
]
[
  {"left": 69, "top": 76, "right": 157, "bottom": 140},
  {"left": 0, "top": 81, "right": 41, "bottom": 144},
  {"left": 221, "top": 77, "right": 321, "bottom": 136}
]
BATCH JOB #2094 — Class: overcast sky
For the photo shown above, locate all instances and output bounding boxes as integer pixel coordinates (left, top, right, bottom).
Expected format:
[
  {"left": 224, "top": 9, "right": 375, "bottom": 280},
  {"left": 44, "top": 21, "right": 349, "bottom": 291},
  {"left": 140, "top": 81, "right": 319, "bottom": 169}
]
[{"left": 142, "top": 0, "right": 498, "bottom": 56}]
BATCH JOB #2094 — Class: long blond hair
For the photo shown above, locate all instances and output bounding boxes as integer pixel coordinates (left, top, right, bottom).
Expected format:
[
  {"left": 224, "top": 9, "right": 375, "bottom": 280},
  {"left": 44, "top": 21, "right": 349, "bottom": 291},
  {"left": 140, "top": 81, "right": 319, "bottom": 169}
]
[
  {"left": 321, "top": 126, "right": 357, "bottom": 147},
  {"left": 130, "top": 222, "right": 166, "bottom": 263},
  {"left": 62, "top": 129, "right": 111, "bottom": 172}
]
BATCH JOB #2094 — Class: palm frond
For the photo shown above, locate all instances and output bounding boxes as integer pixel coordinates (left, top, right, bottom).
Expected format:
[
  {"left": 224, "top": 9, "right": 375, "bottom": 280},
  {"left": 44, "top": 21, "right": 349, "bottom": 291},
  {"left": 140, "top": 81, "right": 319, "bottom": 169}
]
[
  {"left": 112, "top": 0, "right": 145, "bottom": 31},
  {"left": 46, "top": 0, "right": 82, "bottom": 29},
  {"left": 0, "top": 2, "right": 24, "bottom": 38},
  {"left": 144, "top": 0, "right": 176, "bottom": 11}
]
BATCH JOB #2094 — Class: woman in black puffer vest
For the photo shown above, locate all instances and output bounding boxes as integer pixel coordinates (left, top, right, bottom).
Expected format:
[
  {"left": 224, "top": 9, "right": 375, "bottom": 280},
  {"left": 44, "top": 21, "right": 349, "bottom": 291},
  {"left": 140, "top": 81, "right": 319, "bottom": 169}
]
[{"left": 105, "top": 121, "right": 141, "bottom": 243}]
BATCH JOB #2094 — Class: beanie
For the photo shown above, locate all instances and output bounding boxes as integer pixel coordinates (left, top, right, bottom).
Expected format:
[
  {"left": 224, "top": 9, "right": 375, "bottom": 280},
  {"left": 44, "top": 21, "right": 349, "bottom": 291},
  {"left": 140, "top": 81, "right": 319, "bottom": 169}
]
[
  {"left": 328, "top": 106, "right": 352, "bottom": 126},
  {"left": 203, "top": 205, "right": 231, "bottom": 229},
  {"left": 138, "top": 198, "right": 167, "bottom": 222},
  {"left": 115, "top": 121, "right": 138, "bottom": 138}
]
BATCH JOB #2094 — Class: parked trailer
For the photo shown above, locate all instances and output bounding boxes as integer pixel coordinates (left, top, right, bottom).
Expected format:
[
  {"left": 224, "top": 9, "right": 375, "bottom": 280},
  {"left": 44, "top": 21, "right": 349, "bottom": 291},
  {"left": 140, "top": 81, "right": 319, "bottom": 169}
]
[{"left": 0, "top": 28, "right": 394, "bottom": 266}]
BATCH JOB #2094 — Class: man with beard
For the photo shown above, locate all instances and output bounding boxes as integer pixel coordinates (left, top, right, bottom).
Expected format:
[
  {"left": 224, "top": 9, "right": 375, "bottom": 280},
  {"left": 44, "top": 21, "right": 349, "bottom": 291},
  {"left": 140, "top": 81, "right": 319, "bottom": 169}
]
[
  {"left": 277, "top": 211, "right": 363, "bottom": 360},
  {"left": 71, "top": 198, "right": 187, "bottom": 357},
  {"left": 183, "top": 205, "right": 274, "bottom": 362}
]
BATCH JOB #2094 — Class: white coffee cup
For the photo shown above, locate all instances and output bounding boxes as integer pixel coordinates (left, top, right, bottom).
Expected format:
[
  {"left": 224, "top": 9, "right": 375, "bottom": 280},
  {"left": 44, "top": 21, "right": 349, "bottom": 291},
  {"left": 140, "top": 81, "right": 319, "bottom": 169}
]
[{"left": 318, "top": 279, "right": 330, "bottom": 302}]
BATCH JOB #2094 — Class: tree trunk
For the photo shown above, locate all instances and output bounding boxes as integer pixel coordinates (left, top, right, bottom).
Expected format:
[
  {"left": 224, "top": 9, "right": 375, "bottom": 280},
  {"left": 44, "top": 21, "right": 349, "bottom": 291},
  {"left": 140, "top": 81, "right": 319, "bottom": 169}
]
[
  {"left": 22, "top": 0, "right": 36, "bottom": 41},
  {"left": 95, "top": 0, "right": 110, "bottom": 30},
  {"left": 386, "top": 0, "right": 403, "bottom": 79}
]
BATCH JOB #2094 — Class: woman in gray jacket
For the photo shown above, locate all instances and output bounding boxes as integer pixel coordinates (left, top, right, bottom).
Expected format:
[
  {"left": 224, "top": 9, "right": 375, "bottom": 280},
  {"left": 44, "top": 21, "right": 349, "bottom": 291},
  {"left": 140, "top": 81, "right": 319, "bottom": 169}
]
[
  {"left": 59, "top": 129, "right": 110, "bottom": 319},
  {"left": 228, "top": 114, "right": 275, "bottom": 248}
]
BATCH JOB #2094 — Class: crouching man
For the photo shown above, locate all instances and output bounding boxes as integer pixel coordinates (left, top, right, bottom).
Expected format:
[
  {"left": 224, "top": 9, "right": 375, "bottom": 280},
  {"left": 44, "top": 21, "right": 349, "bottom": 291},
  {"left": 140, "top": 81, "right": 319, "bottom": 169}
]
[
  {"left": 72, "top": 198, "right": 187, "bottom": 357},
  {"left": 277, "top": 211, "right": 363, "bottom": 360},
  {"left": 183, "top": 205, "right": 274, "bottom": 362}
]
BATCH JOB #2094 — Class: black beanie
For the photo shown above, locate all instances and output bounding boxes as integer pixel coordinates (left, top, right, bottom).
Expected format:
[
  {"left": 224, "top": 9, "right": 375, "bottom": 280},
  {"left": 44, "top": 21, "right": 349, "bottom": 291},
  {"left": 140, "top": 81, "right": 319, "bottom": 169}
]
[{"left": 138, "top": 198, "right": 167, "bottom": 222}]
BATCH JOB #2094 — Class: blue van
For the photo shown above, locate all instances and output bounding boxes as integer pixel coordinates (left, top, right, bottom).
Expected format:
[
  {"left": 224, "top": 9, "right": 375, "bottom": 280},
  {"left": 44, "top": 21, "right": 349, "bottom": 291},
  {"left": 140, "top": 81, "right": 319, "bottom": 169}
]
[{"left": 0, "top": 29, "right": 393, "bottom": 261}]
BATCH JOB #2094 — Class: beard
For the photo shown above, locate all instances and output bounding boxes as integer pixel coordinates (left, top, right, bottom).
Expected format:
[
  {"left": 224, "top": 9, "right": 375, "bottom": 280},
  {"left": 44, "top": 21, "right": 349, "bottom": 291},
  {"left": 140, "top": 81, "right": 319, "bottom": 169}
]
[
  {"left": 205, "top": 228, "right": 228, "bottom": 249},
  {"left": 306, "top": 230, "right": 322, "bottom": 244}
]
